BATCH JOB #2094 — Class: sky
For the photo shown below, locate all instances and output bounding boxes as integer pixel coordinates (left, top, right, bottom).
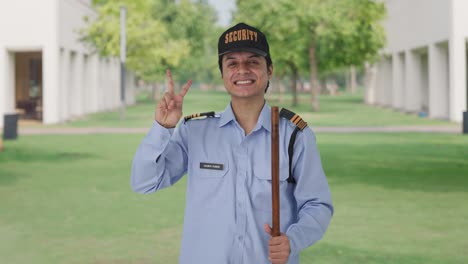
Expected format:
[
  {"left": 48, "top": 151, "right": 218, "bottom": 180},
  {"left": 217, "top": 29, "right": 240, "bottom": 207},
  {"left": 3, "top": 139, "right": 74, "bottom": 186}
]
[{"left": 207, "top": 0, "right": 236, "bottom": 26}]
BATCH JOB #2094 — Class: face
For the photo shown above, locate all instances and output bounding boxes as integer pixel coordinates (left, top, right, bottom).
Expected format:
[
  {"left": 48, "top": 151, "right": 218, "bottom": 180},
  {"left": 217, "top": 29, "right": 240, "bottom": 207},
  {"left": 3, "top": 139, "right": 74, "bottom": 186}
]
[{"left": 221, "top": 51, "right": 273, "bottom": 101}]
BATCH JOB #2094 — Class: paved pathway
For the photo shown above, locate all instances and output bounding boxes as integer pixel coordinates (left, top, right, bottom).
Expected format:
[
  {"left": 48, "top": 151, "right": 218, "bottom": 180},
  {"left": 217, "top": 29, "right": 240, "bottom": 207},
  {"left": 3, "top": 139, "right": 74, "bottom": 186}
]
[{"left": 18, "top": 125, "right": 462, "bottom": 135}]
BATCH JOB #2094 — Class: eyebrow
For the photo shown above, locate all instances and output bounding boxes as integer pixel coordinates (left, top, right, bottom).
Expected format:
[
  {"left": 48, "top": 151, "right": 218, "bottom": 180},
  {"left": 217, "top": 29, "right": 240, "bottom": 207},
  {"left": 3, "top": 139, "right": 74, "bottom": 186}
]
[{"left": 224, "top": 54, "right": 262, "bottom": 61}]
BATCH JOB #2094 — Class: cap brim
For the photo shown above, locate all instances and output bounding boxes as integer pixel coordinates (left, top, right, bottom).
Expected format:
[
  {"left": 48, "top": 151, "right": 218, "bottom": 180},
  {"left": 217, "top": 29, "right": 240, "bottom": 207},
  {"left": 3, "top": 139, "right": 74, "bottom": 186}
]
[{"left": 219, "top": 47, "right": 267, "bottom": 57}]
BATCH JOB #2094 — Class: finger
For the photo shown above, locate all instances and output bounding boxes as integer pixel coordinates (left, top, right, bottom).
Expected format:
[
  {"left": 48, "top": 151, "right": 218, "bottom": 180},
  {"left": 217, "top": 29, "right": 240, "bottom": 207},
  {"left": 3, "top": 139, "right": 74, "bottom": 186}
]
[
  {"left": 179, "top": 79, "right": 192, "bottom": 97},
  {"left": 158, "top": 96, "right": 168, "bottom": 110},
  {"left": 269, "top": 237, "right": 285, "bottom": 246},
  {"left": 264, "top": 224, "right": 272, "bottom": 236},
  {"left": 166, "top": 69, "right": 174, "bottom": 93},
  {"left": 174, "top": 95, "right": 184, "bottom": 109},
  {"left": 168, "top": 99, "right": 176, "bottom": 110},
  {"left": 269, "top": 255, "right": 288, "bottom": 264},
  {"left": 269, "top": 244, "right": 288, "bottom": 253}
]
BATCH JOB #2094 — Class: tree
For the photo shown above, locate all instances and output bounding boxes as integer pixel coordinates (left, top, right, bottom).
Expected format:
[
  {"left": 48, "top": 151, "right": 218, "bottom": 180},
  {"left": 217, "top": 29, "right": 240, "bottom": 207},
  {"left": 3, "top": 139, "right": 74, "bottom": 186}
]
[
  {"left": 235, "top": 0, "right": 309, "bottom": 106},
  {"left": 154, "top": 0, "right": 221, "bottom": 84},
  {"left": 82, "top": 0, "right": 221, "bottom": 85},
  {"left": 235, "top": 0, "right": 386, "bottom": 110}
]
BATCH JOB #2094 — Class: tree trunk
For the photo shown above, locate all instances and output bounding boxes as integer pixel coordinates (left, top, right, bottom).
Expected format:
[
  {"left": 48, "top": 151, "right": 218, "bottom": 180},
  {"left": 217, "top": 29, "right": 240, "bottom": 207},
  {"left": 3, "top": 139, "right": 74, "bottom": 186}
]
[
  {"left": 350, "top": 65, "right": 357, "bottom": 94},
  {"left": 289, "top": 62, "right": 298, "bottom": 107},
  {"left": 346, "top": 69, "right": 351, "bottom": 93},
  {"left": 279, "top": 77, "right": 284, "bottom": 104},
  {"left": 364, "top": 62, "right": 377, "bottom": 104},
  {"left": 309, "top": 42, "right": 320, "bottom": 111}
]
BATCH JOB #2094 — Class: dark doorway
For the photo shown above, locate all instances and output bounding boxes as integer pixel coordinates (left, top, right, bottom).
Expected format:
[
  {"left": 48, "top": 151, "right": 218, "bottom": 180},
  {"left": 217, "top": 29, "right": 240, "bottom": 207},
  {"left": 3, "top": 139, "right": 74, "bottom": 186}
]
[{"left": 15, "top": 52, "right": 43, "bottom": 121}]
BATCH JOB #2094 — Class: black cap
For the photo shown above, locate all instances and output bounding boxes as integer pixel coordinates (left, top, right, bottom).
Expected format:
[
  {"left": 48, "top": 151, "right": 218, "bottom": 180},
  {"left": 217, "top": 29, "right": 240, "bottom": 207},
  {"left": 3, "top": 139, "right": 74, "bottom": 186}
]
[{"left": 218, "top": 22, "right": 270, "bottom": 58}]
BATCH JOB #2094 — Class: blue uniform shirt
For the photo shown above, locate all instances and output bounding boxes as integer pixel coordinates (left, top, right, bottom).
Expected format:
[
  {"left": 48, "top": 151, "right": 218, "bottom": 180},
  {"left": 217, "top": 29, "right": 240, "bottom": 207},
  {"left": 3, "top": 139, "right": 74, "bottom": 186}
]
[{"left": 131, "top": 103, "right": 333, "bottom": 264}]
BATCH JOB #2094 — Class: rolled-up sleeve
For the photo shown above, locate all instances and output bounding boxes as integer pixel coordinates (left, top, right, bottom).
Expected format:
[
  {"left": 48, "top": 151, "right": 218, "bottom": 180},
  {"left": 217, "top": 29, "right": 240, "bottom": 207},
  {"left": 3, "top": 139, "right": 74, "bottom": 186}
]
[
  {"left": 285, "top": 128, "right": 334, "bottom": 256},
  {"left": 131, "top": 121, "right": 188, "bottom": 194}
]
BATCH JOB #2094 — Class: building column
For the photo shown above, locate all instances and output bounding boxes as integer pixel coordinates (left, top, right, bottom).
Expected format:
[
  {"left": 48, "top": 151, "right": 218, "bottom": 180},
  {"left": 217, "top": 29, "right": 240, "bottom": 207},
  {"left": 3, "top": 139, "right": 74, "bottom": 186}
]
[
  {"left": 0, "top": 49, "right": 15, "bottom": 127},
  {"left": 82, "top": 54, "right": 89, "bottom": 114},
  {"left": 88, "top": 55, "right": 99, "bottom": 113},
  {"left": 75, "top": 52, "right": 84, "bottom": 116},
  {"left": 383, "top": 56, "right": 393, "bottom": 107},
  {"left": 43, "top": 46, "right": 60, "bottom": 124},
  {"left": 59, "top": 48, "right": 70, "bottom": 122},
  {"left": 69, "top": 52, "right": 78, "bottom": 116},
  {"left": 449, "top": 0, "right": 468, "bottom": 122},
  {"left": 375, "top": 60, "right": 385, "bottom": 105},
  {"left": 448, "top": 37, "right": 467, "bottom": 122},
  {"left": 429, "top": 43, "right": 450, "bottom": 119},
  {"left": 0, "top": 49, "right": 5, "bottom": 127},
  {"left": 405, "top": 50, "right": 421, "bottom": 112},
  {"left": 392, "top": 52, "right": 405, "bottom": 109}
]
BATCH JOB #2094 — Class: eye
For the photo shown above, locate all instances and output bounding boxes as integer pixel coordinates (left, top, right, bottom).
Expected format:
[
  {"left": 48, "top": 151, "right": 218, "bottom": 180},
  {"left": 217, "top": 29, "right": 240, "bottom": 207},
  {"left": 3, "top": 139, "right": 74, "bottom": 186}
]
[{"left": 226, "top": 61, "right": 237, "bottom": 67}]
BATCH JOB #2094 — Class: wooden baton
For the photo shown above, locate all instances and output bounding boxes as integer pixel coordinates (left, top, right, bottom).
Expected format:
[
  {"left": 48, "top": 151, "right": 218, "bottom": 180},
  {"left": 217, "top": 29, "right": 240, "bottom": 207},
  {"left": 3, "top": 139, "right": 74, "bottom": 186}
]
[{"left": 271, "top": 106, "right": 280, "bottom": 237}]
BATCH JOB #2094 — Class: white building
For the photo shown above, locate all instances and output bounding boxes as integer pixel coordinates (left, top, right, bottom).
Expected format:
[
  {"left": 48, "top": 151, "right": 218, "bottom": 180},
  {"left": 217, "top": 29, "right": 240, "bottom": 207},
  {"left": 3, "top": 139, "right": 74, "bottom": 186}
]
[
  {"left": 367, "top": 0, "right": 468, "bottom": 122},
  {"left": 0, "top": 0, "right": 135, "bottom": 126}
]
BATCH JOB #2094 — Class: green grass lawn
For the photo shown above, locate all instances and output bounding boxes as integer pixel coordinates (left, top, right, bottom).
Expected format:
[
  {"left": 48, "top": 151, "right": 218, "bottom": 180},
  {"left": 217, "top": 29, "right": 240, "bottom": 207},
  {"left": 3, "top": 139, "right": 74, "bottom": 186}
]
[
  {"left": 1, "top": 133, "right": 467, "bottom": 263},
  {"left": 35, "top": 89, "right": 457, "bottom": 128}
]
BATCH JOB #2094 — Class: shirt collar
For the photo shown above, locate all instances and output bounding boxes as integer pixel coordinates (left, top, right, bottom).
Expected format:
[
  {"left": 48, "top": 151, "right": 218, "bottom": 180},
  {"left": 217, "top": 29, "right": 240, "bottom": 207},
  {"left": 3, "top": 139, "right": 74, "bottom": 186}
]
[
  {"left": 218, "top": 102, "right": 271, "bottom": 133},
  {"left": 218, "top": 103, "right": 236, "bottom": 128}
]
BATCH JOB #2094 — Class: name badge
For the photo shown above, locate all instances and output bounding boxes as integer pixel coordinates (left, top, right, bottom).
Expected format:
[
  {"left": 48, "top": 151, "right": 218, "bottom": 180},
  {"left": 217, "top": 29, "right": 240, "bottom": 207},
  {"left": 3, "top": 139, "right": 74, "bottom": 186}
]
[{"left": 200, "top": 162, "right": 224, "bottom": 171}]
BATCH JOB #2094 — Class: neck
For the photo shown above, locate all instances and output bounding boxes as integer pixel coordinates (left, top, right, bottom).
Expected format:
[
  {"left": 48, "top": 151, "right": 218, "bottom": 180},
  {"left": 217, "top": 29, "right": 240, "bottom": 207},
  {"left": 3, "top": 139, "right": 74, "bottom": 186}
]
[{"left": 231, "top": 97, "right": 265, "bottom": 135}]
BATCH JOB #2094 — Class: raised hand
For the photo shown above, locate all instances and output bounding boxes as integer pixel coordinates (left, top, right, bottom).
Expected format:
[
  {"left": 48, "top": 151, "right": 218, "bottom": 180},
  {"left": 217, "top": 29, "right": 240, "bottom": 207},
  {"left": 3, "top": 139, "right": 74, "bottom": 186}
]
[{"left": 155, "top": 69, "right": 192, "bottom": 128}]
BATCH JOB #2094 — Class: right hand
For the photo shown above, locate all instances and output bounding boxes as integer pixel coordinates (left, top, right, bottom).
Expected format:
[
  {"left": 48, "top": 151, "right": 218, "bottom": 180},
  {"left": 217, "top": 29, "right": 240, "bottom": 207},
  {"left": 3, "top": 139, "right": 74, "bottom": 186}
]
[{"left": 155, "top": 69, "right": 192, "bottom": 128}]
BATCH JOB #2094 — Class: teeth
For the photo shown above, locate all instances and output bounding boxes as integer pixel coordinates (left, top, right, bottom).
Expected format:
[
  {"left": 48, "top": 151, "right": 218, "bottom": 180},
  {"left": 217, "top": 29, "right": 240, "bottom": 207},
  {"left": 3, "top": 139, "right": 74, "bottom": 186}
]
[{"left": 236, "top": 80, "right": 253, "bottom": 85}]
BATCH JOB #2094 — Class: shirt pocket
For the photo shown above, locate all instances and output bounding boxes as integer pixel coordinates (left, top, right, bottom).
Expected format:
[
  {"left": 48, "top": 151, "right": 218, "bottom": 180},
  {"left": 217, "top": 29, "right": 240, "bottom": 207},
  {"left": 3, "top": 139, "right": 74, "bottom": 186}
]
[
  {"left": 251, "top": 162, "right": 293, "bottom": 212},
  {"left": 188, "top": 158, "right": 231, "bottom": 210}
]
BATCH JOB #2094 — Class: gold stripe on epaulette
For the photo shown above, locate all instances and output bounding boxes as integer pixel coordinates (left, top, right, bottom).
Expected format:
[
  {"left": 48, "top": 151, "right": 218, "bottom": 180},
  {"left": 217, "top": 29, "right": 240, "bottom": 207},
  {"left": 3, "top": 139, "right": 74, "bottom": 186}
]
[
  {"left": 184, "top": 111, "right": 216, "bottom": 122},
  {"left": 290, "top": 115, "right": 307, "bottom": 130},
  {"left": 297, "top": 119, "right": 307, "bottom": 130},
  {"left": 184, "top": 113, "right": 199, "bottom": 120},
  {"left": 279, "top": 108, "right": 308, "bottom": 130}
]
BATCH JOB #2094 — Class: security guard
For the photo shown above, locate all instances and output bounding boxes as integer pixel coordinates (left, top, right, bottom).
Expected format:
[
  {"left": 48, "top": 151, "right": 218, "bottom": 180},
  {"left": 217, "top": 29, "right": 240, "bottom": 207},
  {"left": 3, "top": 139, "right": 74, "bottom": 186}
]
[{"left": 131, "top": 22, "right": 333, "bottom": 264}]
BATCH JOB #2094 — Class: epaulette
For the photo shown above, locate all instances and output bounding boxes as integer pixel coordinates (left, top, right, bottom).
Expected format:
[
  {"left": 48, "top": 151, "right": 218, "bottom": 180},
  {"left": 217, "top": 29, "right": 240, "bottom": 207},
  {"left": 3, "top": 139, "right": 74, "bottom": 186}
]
[
  {"left": 279, "top": 108, "right": 308, "bottom": 130},
  {"left": 279, "top": 108, "right": 308, "bottom": 184},
  {"left": 184, "top": 111, "right": 216, "bottom": 122}
]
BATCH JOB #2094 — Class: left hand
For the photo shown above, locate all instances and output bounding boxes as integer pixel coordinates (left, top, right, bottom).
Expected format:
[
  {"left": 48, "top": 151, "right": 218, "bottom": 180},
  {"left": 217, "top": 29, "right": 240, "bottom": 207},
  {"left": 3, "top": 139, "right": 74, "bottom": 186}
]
[{"left": 264, "top": 224, "right": 291, "bottom": 264}]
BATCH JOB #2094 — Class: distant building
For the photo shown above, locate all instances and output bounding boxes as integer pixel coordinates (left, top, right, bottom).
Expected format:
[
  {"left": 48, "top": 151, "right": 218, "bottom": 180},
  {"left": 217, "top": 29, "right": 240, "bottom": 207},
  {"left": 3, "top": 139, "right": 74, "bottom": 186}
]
[
  {"left": 0, "top": 0, "right": 135, "bottom": 126},
  {"left": 367, "top": 0, "right": 467, "bottom": 122}
]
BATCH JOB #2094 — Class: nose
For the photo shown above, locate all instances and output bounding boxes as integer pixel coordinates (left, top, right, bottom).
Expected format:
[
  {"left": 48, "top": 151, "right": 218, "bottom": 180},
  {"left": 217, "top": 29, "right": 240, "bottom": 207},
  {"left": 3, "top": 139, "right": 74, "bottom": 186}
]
[{"left": 237, "top": 61, "right": 250, "bottom": 74}]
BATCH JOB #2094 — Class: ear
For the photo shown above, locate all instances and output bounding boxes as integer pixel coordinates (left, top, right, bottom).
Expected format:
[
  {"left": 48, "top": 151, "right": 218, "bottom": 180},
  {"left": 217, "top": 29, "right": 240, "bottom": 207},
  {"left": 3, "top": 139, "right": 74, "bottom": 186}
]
[{"left": 268, "top": 64, "right": 274, "bottom": 79}]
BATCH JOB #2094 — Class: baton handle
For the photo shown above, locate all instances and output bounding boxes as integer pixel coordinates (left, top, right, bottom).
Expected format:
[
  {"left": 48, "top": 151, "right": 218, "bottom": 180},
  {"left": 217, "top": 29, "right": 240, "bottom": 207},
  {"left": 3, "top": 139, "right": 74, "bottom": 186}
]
[{"left": 271, "top": 106, "right": 280, "bottom": 237}]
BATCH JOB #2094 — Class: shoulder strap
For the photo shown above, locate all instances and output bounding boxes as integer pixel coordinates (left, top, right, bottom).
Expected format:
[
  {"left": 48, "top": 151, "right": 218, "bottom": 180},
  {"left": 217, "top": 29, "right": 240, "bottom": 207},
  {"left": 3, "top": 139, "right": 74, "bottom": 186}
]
[
  {"left": 184, "top": 111, "right": 216, "bottom": 122},
  {"left": 279, "top": 108, "right": 308, "bottom": 184}
]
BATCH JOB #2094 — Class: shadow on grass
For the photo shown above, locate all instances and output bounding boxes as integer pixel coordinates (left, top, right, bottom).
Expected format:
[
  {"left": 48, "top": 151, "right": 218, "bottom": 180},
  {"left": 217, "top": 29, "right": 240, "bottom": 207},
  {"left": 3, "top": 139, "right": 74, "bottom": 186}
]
[
  {"left": 0, "top": 145, "right": 96, "bottom": 186},
  {"left": 0, "top": 147, "right": 96, "bottom": 163}
]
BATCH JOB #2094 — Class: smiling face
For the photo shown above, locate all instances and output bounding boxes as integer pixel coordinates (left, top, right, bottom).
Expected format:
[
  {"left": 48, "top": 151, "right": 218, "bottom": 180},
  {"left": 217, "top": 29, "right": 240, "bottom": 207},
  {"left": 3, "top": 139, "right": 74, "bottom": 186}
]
[{"left": 221, "top": 51, "right": 273, "bottom": 102}]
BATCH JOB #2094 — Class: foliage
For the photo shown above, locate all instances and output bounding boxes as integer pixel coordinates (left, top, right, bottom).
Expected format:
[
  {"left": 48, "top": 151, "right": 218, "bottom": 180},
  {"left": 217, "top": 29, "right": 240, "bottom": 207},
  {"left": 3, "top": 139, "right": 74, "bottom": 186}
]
[
  {"left": 82, "top": 0, "right": 221, "bottom": 83},
  {"left": 156, "top": 0, "right": 222, "bottom": 83},
  {"left": 234, "top": 0, "right": 386, "bottom": 109},
  {"left": 314, "top": 0, "right": 387, "bottom": 72}
]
